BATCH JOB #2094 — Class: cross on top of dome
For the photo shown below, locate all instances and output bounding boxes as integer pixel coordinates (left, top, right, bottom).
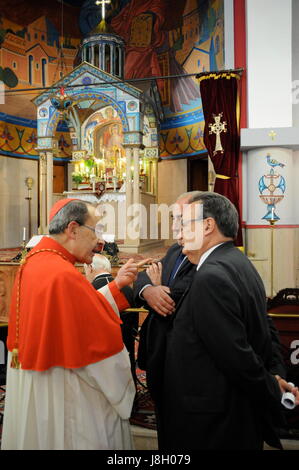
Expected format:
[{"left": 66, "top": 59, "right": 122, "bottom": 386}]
[{"left": 95, "top": 0, "right": 111, "bottom": 22}]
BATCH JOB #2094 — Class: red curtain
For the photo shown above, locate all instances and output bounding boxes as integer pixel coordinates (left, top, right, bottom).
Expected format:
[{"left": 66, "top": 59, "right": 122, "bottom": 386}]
[{"left": 199, "top": 72, "right": 243, "bottom": 246}]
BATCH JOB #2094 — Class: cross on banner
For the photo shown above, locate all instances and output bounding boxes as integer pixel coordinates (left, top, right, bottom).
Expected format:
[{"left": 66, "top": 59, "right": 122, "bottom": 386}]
[
  {"left": 209, "top": 113, "right": 227, "bottom": 156},
  {"left": 95, "top": 0, "right": 111, "bottom": 20}
]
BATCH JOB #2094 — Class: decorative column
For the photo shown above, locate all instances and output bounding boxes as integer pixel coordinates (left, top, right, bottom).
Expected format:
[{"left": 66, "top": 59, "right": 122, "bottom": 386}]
[
  {"left": 144, "top": 148, "right": 159, "bottom": 195},
  {"left": 91, "top": 45, "right": 95, "bottom": 66},
  {"left": 38, "top": 149, "right": 53, "bottom": 234},
  {"left": 133, "top": 147, "right": 140, "bottom": 204},
  {"left": 38, "top": 151, "right": 48, "bottom": 234},
  {"left": 151, "top": 157, "right": 158, "bottom": 196},
  {"left": 124, "top": 146, "right": 132, "bottom": 244},
  {"left": 46, "top": 151, "right": 53, "bottom": 225},
  {"left": 125, "top": 146, "right": 132, "bottom": 211},
  {"left": 110, "top": 44, "right": 113, "bottom": 73},
  {"left": 119, "top": 47, "right": 123, "bottom": 78},
  {"left": 98, "top": 44, "right": 102, "bottom": 69}
]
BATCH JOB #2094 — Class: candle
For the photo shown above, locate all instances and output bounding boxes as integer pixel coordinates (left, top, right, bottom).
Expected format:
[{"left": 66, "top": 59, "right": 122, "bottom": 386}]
[{"left": 22, "top": 227, "right": 26, "bottom": 241}]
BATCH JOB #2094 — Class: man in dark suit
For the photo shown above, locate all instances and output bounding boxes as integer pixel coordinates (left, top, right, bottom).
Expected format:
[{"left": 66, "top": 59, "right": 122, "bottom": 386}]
[
  {"left": 133, "top": 191, "right": 201, "bottom": 448},
  {"left": 162, "top": 192, "right": 298, "bottom": 450}
]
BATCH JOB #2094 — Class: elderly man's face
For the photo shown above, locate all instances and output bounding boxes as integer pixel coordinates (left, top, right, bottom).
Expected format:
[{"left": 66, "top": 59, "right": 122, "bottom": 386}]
[{"left": 74, "top": 206, "right": 104, "bottom": 264}]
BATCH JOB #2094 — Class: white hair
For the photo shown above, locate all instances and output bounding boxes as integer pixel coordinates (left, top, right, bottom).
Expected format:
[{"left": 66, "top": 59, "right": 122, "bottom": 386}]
[{"left": 91, "top": 254, "right": 112, "bottom": 273}]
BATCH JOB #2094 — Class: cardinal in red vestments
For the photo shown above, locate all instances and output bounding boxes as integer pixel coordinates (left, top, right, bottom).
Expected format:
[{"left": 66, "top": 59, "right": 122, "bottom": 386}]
[{"left": 2, "top": 198, "right": 139, "bottom": 450}]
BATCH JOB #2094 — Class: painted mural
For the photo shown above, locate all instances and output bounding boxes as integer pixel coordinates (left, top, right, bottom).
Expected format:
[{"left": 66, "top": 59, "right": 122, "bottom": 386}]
[
  {"left": 259, "top": 154, "right": 286, "bottom": 222},
  {"left": 80, "top": 0, "right": 224, "bottom": 159},
  {"left": 0, "top": 1, "right": 80, "bottom": 159},
  {"left": 0, "top": 113, "right": 72, "bottom": 159},
  {"left": 0, "top": 0, "right": 224, "bottom": 160}
]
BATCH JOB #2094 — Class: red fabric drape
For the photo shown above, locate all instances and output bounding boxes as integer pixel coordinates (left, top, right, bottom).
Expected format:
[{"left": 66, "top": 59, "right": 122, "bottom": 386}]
[{"left": 199, "top": 73, "right": 243, "bottom": 246}]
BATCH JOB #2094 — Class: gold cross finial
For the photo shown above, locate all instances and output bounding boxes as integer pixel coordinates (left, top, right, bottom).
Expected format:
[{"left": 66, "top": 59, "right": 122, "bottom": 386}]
[
  {"left": 95, "top": 0, "right": 111, "bottom": 21},
  {"left": 269, "top": 130, "right": 277, "bottom": 141}
]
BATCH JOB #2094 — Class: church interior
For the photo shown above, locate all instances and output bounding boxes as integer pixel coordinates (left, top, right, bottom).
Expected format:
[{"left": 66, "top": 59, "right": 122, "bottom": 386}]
[{"left": 0, "top": 0, "right": 299, "bottom": 450}]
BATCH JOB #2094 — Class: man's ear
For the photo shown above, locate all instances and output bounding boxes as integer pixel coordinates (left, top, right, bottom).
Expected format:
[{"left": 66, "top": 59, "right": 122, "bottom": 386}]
[
  {"left": 66, "top": 221, "right": 79, "bottom": 240},
  {"left": 204, "top": 217, "right": 215, "bottom": 235}
]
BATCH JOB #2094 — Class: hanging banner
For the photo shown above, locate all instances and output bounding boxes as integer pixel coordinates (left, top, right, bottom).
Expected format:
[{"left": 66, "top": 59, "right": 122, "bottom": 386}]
[{"left": 198, "top": 71, "right": 243, "bottom": 246}]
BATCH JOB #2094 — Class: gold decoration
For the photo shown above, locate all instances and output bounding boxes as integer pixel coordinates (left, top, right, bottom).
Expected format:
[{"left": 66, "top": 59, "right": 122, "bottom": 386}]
[
  {"left": 209, "top": 113, "right": 227, "bottom": 155},
  {"left": 197, "top": 72, "right": 241, "bottom": 83},
  {"left": 11, "top": 348, "right": 20, "bottom": 369},
  {"left": 11, "top": 248, "right": 70, "bottom": 369},
  {"left": 94, "top": 0, "right": 111, "bottom": 33},
  {"left": 269, "top": 130, "right": 277, "bottom": 141}
]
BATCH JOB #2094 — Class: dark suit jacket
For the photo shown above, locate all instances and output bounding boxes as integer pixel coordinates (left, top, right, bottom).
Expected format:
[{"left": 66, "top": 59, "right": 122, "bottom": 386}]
[
  {"left": 163, "top": 242, "right": 283, "bottom": 450},
  {"left": 133, "top": 243, "right": 196, "bottom": 403},
  {"left": 92, "top": 273, "right": 137, "bottom": 366}
]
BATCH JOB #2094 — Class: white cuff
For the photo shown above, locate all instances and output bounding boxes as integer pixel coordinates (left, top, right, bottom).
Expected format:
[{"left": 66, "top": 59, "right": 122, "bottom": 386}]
[{"left": 139, "top": 284, "right": 153, "bottom": 300}]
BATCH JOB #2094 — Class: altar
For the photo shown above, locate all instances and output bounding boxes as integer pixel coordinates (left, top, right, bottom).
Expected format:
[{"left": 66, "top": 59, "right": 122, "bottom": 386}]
[{"left": 64, "top": 190, "right": 126, "bottom": 204}]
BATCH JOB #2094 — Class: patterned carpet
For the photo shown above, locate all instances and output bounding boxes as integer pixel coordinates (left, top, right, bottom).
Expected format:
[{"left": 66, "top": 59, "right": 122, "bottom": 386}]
[{"left": 130, "top": 370, "right": 156, "bottom": 430}]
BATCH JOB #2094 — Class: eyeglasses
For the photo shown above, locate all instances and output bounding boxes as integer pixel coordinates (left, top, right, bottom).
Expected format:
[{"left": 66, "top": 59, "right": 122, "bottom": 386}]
[
  {"left": 181, "top": 218, "right": 205, "bottom": 228},
  {"left": 80, "top": 223, "right": 104, "bottom": 238}
]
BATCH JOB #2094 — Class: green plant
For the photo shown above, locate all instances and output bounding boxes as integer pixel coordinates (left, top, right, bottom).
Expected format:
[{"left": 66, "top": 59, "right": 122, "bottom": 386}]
[
  {"left": 72, "top": 173, "right": 83, "bottom": 184},
  {"left": 84, "top": 158, "right": 95, "bottom": 170}
]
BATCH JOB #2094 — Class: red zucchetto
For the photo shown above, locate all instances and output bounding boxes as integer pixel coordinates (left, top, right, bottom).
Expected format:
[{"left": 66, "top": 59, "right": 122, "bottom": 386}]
[{"left": 49, "top": 198, "right": 79, "bottom": 223}]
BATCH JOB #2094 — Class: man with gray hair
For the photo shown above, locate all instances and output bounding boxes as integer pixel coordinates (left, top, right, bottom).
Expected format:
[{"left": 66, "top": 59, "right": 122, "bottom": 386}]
[
  {"left": 2, "top": 198, "right": 140, "bottom": 450},
  {"left": 91, "top": 253, "right": 113, "bottom": 275},
  {"left": 162, "top": 192, "right": 298, "bottom": 450}
]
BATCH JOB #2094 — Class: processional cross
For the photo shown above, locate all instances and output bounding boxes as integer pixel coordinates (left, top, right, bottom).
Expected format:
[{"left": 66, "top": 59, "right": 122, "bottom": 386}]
[
  {"left": 209, "top": 113, "right": 227, "bottom": 156},
  {"left": 95, "top": 0, "right": 111, "bottom": 20}
]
